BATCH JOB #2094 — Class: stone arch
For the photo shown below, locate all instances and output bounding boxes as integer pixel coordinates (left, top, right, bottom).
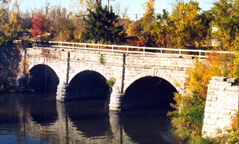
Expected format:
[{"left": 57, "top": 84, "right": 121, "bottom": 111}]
[
  {"left": 124, "top": 70, "right": 180, "bottom": 92},
  {"left": 66, "top": 70, "right": 110, "bottom": 100},
  {"left": 29, "top": 64, "right": 59, "bottom": 93},
  {"left": 120, "top": 70, "right": 178, "bottom": 110},
  {"left": 68, "top": 67, "right": 112, "bottom": 85},
  {"left": 28, "top": 62, "right": 61, "bottom": 83}
]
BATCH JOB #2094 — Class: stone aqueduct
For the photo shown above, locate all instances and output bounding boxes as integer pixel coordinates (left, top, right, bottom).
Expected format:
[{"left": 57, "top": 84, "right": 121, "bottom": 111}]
[
  {"left": 16, "top": 43, "right": 239, "bottom": 137},
  {"left": 17, "top": 45, "right": 195, "bottom": 111}
]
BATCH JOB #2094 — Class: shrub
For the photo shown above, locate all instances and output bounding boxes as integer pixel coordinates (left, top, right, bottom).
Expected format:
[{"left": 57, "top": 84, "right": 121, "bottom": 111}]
[
  {"left": 168, "top": 90, "right": 205, "bottom": 142},
  {"left": 99, "top": 54, "right": 105, "bottom": 64},
  {"left": 168, "top": 52, "right": 232, "bottom": 143},
  {"left": 106, "top": 77, "right": 115, "bottom": 89}
]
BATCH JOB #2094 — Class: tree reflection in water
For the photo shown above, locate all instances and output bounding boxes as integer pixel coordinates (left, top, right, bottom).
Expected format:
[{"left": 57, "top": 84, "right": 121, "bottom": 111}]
[{"left": 0, "top": 93, "right": 174, "bottom": 144}]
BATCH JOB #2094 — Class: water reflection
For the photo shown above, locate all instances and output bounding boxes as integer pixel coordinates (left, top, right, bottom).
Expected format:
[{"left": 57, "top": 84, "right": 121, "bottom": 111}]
[
  {"left": 120, "top": 110, "right": 172, "bottom": 144},
  {"left": 18, "top": 93, "right": 58, "bottom": 126},
  {"left": 0, "top": 93, "right": 173, "bottom": 144},
  {"left": 65, "top": 100, "right": 111, "bottom": 138}
]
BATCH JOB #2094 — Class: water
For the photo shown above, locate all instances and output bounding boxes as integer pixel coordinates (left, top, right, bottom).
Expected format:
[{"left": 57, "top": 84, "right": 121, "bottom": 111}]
[{"left": 0, "top": 93, "right": 174, "bottom": 144}]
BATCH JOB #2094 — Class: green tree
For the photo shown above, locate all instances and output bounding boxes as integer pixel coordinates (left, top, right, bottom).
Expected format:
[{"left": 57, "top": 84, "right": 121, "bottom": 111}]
[
  {"left": 211, "top": 0, "right": 239, "bottom": 50},
  {"left": 81, "top": 4, "right": 126, "bottom": 44},
  {"left": 149, "top": 9, "right": 177, "bottom": 47}
]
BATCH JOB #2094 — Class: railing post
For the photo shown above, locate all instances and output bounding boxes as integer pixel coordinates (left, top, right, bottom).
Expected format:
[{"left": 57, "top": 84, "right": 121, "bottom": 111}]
[
  {"left": 98, "top": 44, "right": 100, "bottom": 52},
  {"left": 179, "top": 48, "right": 182, "bottom": 55},
  {"left": 161, "top": 48, "right": 163, "bottom": 54},
  {"left": 73, "top": 42, "right": 75, "bottom": 51},
  {"left": 199, "top": 49, "right": 201, "bottom": 59},
  {"left": 127, "top": 47, "right": 129, "bottom": 54},
  {"left": 143, "top": 47, "right": 145, "bottom": 55},
  {"left": 85, "top": 43, "right": 86, "bottom": 51},
  {"left": 112, "top": 45, "right": 114, "bottom": 53},
  {"left": 61, "top": 42, "right": 63, "bottom": 51}
]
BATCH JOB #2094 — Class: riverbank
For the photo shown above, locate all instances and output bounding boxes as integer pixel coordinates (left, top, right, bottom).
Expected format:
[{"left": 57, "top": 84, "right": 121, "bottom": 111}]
[
  {"left": 0, "top": 43, "right": 20, "bottom": 93},
  {"left": 167, "top": 53, "right": 239, "bottom": 143}
]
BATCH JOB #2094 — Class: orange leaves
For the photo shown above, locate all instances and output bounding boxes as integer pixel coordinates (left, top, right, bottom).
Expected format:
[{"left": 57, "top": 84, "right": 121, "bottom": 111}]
[
  {"left": 186, "top": 53, "right": 229, "bottom": 99},
  {"left": 231, "top": 112, "right": 239, "bottom": 130},
  {"left": 30, "top": 13, "right": 46, "bottom": 38},
  {"left": 142, "top": 0, "right": 155, "bottom": 32},
  {"left": 170, "top": 1, "right": 204, "bottom": 47}
]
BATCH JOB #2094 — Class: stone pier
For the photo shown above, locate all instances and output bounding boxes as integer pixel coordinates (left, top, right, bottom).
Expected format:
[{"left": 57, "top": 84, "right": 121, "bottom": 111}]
[
  {"left": 202, "top": 76, "right": 239, "bottom": 137},
  {"left": 16, "top": 48, "right": 29, "bottom": 92}
]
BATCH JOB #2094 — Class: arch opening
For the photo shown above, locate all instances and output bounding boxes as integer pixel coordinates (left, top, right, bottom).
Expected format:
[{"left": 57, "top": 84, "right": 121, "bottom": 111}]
[
  {"left": 121, "top": 76, "right": 177, "bottom": 110},
  {"left": 67, "top": 70, "right": 110, "bottom": 100},
  {"left": 66, "top": 70, "right": 111, "bottom": 137},
  {"left": 29, "top": 64, "right": 59, "bottom": 94}
]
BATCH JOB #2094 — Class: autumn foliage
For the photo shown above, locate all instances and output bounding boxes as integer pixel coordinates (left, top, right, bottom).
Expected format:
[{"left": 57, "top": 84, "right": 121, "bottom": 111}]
[{"left": 30, "top": 13, "right": 46, "bottom": 38}]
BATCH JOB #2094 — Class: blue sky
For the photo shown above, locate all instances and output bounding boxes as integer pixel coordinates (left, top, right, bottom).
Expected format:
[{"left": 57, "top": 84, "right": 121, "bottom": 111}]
[{"left": 16, "top": 0, "right": 215, "bottom": 20}]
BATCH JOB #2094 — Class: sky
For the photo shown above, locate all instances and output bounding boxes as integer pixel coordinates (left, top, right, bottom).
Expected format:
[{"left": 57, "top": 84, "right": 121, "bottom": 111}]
[{"left": 16, "top": 0, "right": 216, "bottom": 20}]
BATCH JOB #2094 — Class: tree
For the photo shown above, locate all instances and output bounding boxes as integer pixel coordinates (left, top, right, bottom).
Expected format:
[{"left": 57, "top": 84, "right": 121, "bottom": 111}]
[
  {"left": 72, "top": 0, "right": 101, "bottom": 11},
  {"left": 48, "top": 7, "right": 75, "bottom": 41},
  {"left": 170, "top": 0, "right": 206, "bottom": 48},
  {"left": 149, "top": 9, "right": 177, "bottom": 48},
  {"left": 81, "top": 4, "right": 126, "bottom": 44},
  {"left": 142, "top": 0, "right": 155, "bottom": 32},
  {"left": 0, "top": 0, "right": 22, "bottom": 45},
  {"left": 30, "top": 13, "right": 46, "bottom": 38},
  {"left": 0, "top": 0, "right": 10, "bottom": 45},
  {"left": 211, "top": 0, "right": 239, "bottom": 50}
]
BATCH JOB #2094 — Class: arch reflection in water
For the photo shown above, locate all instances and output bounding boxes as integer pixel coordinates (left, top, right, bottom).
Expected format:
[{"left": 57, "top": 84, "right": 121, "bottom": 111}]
[
  {"left": 29, "top": 64, "right": 59, "bottom": 94},
  {"left": 0, "top": 93, "right": 175, "bottom": 143},
  {"left": 66, "top": 70, "right": 112, "bottom": 137},
  {"left": 122, "top": 76, "right": 177, "bottom": 110},
  {"left": 0, "top": 94, "right": 20, "bottom": 125},
  {"left": 18, "top": 93, "right": 58, "bottom": 126},
  {"left": 119, "top": 109, "right": 172, "bottom": 144},
  {"left": 65, "top": 99, "right": 112, "bottom": 138}
]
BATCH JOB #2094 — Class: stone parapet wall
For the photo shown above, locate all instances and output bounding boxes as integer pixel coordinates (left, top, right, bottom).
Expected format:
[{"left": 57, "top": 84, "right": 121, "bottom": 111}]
[{"left": 202, "top": 76, "right": 239, "bottom": 137}]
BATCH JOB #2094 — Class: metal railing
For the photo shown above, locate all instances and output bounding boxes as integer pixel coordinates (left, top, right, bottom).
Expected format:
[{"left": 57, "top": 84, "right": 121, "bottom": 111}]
[
  {"left": 14, "top": 40, "right": 233, "bottom": 58},
  {"left": 48, "top": 41, "right": 233, "bottom": 58}
]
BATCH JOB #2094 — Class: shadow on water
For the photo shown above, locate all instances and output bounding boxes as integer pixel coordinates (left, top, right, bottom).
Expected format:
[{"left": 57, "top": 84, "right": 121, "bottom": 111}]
[
  {"left": 0, "top": 74, "right": 177, "bottom": 143},
  {"left": 17, "top": 93, "right": 58, "bottom": 126},
  {"left": 65, "top": 97, "right": 112, "bottom": 138},
  {"left": 117, "top": 76, "right": 176, "bottom": 143},
  {"left": 0, "top": 93, "right": 176, "bottom": 143},
  {"left": 0, "top": 94, "right": 20, "bottom": 125},
  {"left": 119, "top": 109, "right": 172, "bottom": 144},
  {"left": 64, "top": 70, "right": 113, "bottom": 138}
]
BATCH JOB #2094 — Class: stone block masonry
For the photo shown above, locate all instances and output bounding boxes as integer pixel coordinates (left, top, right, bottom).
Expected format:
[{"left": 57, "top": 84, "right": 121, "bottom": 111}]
[
  {"left": 17, "top": 47, "right": 195, "bottom": 111},
  {"left": 202, "top": 76, "right": 239, "bottom": 138}
]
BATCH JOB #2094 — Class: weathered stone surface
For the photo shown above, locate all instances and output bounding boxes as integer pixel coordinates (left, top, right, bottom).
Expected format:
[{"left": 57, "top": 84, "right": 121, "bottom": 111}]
[
  {"left": 202, "top": 76, "right": 239, "bottom": 138},
  {"left": 227, "top": 78, "right": 237, "bottom": 84},
  {"left": 18, "top": 47, "right": 195, "bottom": 111},
  {"left": 212, "top": 76, "right": 227, "bottom": 82}
]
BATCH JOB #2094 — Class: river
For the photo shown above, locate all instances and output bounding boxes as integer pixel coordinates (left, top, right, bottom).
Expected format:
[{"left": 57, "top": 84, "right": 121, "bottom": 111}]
[{"left": 0, "top": 93, "right": 174, "bottom": 144}]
